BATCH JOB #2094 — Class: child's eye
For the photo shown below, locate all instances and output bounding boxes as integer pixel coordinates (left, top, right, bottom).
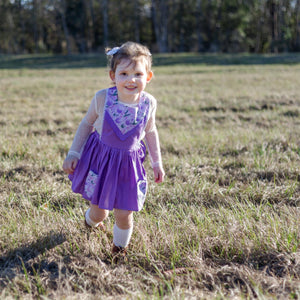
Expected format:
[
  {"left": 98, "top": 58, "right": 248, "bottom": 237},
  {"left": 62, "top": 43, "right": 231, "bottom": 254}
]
[
  {"left": 121, "top": 72, "right": 127, "bottom": 76},
  {"left": 136, "top": 73, "right": 143, "bottom": 77}
]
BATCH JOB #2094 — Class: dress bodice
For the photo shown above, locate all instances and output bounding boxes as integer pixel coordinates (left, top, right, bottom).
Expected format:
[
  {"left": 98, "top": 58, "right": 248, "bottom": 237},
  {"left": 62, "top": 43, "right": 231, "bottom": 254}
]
[{"left": 101, "top": 87, "right": 150, "bottom": 150}]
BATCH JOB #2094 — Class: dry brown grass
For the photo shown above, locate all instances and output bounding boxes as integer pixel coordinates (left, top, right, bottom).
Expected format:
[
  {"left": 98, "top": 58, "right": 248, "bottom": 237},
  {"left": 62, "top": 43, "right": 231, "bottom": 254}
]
[{"left": 0, "top": 54, "right": 299, "bottom": 299}]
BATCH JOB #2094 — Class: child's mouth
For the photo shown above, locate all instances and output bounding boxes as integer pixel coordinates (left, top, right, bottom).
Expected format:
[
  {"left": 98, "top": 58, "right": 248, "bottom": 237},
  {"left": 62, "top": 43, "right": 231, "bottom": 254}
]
[{"left": 126, "top": 86, "right": 137, "bottom": 91}]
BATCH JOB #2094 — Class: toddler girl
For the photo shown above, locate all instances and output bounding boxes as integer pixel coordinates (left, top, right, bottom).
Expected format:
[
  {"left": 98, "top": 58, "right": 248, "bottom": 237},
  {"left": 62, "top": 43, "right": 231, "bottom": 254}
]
[{"left": 63, "top": 42, "right": 165, "bottom": 259}]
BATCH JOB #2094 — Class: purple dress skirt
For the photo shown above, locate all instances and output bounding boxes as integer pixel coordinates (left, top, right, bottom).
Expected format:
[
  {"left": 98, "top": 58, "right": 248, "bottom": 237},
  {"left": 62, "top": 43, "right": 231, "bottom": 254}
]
[{"left": 69, "top": 87, "right": 149, "bottom": 211}]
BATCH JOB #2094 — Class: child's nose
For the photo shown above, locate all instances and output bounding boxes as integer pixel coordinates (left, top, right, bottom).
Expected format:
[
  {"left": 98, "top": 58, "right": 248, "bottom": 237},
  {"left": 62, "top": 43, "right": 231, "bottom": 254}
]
[{"left": 128, "top": 75, "right": 135, "bottom": 82}]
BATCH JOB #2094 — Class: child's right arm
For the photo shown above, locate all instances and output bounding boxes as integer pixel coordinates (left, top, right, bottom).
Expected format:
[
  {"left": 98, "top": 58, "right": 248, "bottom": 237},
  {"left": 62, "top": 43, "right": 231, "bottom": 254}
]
[
  {"left": 63, "top": 90, "right": 105, "bottom": 174},
  {"left": 62, "top": 154, "right": 79, "bottom": 175}
]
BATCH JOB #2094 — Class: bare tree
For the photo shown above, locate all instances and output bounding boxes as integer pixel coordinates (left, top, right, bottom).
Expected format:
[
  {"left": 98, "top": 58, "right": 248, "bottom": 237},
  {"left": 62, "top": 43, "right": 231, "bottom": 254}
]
[
  {"left": 269, "top": 0, "right": 279, "bottom": 53},
  {"left": 87, "top": 0, "right": 97, "bottom": 49},
  {"left": 32, "top": 0, "right": 39, "bottom": 52},
  {"left": 196, "top": 0, "right": 204, "bottom": 52},
  {"left": 151, "top": 0, "right": 168, "bottom": 52},
  {"left": 17, "top": 0, "right": 26, "bottom": 53},
  {"left": 101, "top": 0, "right": 108, "bottom": 47},
  {"left": 134, "top": 0, "right": 140, "bottom": 43},
  {"left": 53, "top": 0, "right": 72, "bottom": 55},
  {"left": 254, "top": 2, "right": 264, "bottom": 53},
  {"left": 295, "top": 0, "right": 300, "bottom": 50}
]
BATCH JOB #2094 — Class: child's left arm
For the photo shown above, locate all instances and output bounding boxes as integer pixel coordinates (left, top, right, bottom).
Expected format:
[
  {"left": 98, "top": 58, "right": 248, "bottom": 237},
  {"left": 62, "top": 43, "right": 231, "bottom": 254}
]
[
  {"left": 144, "top": 97, "right": 165, "bottom": 183},
  {"left": 153, "top": 164, "right": 165, "bottom": 183}
]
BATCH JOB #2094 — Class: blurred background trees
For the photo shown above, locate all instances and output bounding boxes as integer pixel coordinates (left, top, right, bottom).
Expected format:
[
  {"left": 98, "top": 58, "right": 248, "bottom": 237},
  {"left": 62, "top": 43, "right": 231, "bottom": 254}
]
[{"left": 0, "top": 0, "right": 300, "bottom": 54}]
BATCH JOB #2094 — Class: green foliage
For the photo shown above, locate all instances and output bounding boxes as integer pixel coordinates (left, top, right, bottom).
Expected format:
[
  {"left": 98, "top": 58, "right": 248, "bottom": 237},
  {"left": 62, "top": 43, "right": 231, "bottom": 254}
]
[{"left": 1, "top": 0, "right": 300, "bottom": 54}]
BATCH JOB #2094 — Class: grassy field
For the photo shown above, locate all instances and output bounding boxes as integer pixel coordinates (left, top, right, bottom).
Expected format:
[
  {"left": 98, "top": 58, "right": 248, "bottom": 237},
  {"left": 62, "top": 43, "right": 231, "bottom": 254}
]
[{"left": 0, "top": 53, "right": 299, "bottom": 299}]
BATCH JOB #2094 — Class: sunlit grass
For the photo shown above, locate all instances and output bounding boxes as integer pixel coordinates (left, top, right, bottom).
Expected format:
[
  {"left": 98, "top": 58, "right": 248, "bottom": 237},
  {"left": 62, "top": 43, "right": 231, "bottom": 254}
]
[{"left": 0, "top": 54, "right": 299, "bottom": 299}]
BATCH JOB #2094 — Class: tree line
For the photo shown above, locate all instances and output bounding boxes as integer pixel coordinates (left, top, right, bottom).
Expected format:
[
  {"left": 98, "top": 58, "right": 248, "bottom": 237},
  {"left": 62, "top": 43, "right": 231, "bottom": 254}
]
[{"left": 1, "top": 0, "right": 300, "bottom": 54}]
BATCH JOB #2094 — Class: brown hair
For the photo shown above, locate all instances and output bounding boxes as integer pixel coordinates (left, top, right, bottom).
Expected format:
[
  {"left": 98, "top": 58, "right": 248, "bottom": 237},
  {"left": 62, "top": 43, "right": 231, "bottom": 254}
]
[{"left": 106, "top": 42, "right": 152, "bottom": 73}]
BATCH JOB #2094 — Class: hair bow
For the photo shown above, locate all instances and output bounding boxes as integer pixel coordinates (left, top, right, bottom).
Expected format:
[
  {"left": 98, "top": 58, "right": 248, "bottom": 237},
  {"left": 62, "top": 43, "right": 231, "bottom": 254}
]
[{"left": 106, "top": 47, "right": 120, "bottom": 56}]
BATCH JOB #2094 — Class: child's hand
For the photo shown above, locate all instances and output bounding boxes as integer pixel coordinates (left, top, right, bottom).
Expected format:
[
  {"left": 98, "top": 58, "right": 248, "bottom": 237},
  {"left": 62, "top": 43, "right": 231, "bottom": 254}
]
[
  {"left": 153, "top": 165, "right": 165, "bottom": 183},
  {"left": 63, "top": 155, "right": 79, "bottom": 175}
]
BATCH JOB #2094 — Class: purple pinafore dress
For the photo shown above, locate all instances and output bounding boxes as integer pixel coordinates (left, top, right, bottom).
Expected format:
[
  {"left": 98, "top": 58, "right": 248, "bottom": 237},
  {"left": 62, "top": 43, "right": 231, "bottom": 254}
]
[{"left": 69, "top": 87, "right": 149, "bottom": 211}]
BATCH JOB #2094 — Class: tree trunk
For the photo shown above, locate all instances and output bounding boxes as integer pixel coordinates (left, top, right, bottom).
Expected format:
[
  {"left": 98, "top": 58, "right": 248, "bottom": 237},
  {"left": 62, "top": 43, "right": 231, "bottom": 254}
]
[
  {"left": 18, "top": 0, "right": 25, "bottom": 53},
  {"left": 134, "top": 0, "right": 140, "bottom": 43},
  {"left": 102, "top": 0, "right": 108, "bottom": 47},
  {"left": 278, "top": 0, "right": 286, "bottom": 51},
  {"left": 270, "top": 0, "right": 279, "bottom": 53},
  {"left": 178, "top": 1, "right": 184, "bottom": 52},
  {"left": 151, "top": 0, "right": 168, "bottom": 52},
  {"left": 88, "top": 0, "right": 96, "bottom": 49},
  {"left": 255, "top": 2, "right": 264, "bottom": 53},
  {"left": 59, "top": 0, "right": 72, "bottom": 55},
  {"left": 213, "top": 0, "right": 222, "bottom": 52},
  {"left": 196, "top": 0, "right": 204, "bottom": 52},
  {"left": 296, "top": 0, "right": 300, "bottom": 50},
  {"left": 33, "top": 0, "right": 38, "bottom": 53},
  {"left": 151, "top": 0, "right": 159, "bottom": 49}
]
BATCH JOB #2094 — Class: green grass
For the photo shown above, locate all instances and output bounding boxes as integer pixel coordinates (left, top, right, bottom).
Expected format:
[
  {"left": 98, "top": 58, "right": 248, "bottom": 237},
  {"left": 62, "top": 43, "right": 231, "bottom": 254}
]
[{"left": 0, "top": 54, "right": 299, "bottom": 299}]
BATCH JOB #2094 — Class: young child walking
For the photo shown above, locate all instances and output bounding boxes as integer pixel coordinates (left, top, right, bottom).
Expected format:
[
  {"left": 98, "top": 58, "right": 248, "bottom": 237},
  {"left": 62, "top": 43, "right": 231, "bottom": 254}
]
[{"left": 63, "top": 42, "right": 165, "bottom": 259}]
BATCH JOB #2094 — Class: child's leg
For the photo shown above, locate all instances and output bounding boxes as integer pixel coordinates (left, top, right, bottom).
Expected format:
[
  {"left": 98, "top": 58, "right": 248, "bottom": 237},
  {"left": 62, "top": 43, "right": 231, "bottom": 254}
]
[
  {"left": 113, "top": 209, "right": 133, "bottom": 248},
  {"left": 85, "top": 204, "right": 109, "bottom": 227}
]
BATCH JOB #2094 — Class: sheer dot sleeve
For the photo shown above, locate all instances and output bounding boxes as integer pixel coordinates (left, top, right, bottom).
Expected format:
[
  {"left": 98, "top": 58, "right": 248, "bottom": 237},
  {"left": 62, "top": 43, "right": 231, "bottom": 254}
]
[
  {"left": 67, "top": 91, "right": 105, "bottom": 159},
  {"left": 144, "top": 96, "right": 163, "bottom": 168}
]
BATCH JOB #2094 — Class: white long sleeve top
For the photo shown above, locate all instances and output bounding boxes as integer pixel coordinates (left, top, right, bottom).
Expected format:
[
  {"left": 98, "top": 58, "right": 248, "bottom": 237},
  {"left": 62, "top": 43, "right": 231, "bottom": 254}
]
[{"left": 67, "top": 88, "right": 163, "bottom": 168}]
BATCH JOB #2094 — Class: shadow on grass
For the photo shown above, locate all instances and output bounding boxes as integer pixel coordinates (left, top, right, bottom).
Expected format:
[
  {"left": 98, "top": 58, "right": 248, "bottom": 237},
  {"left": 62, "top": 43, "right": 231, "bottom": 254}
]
[
  {"left": 0, "top": 53, "right": 107, "bottom": 69},
  {"left": 0, "top": 231, "right": 66, "bottom": 284},
  {"left": 153, "top": 52, "right": 300, "bottom": 66},
  {"left": 1, "top": 53, "right": 300, "bottom": 69},
  {"left": 204, "top": 247, "right": 300, "bottom": 278}
]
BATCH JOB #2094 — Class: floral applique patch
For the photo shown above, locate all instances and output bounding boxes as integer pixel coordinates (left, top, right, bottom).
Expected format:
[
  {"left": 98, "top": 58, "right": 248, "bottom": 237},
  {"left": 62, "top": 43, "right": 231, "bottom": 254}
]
[
  {"left": 84, "top": 170, "right": 98, "bottom": 198},
  {"left": 137, "top": 180, "right": 147, "bottom": 210}
]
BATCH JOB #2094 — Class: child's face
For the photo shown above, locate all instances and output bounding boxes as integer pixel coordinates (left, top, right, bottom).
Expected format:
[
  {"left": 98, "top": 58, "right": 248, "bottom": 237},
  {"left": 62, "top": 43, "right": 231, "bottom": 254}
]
[{"left": 110, "top": 58, "right": 153, "bottom": 103}]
